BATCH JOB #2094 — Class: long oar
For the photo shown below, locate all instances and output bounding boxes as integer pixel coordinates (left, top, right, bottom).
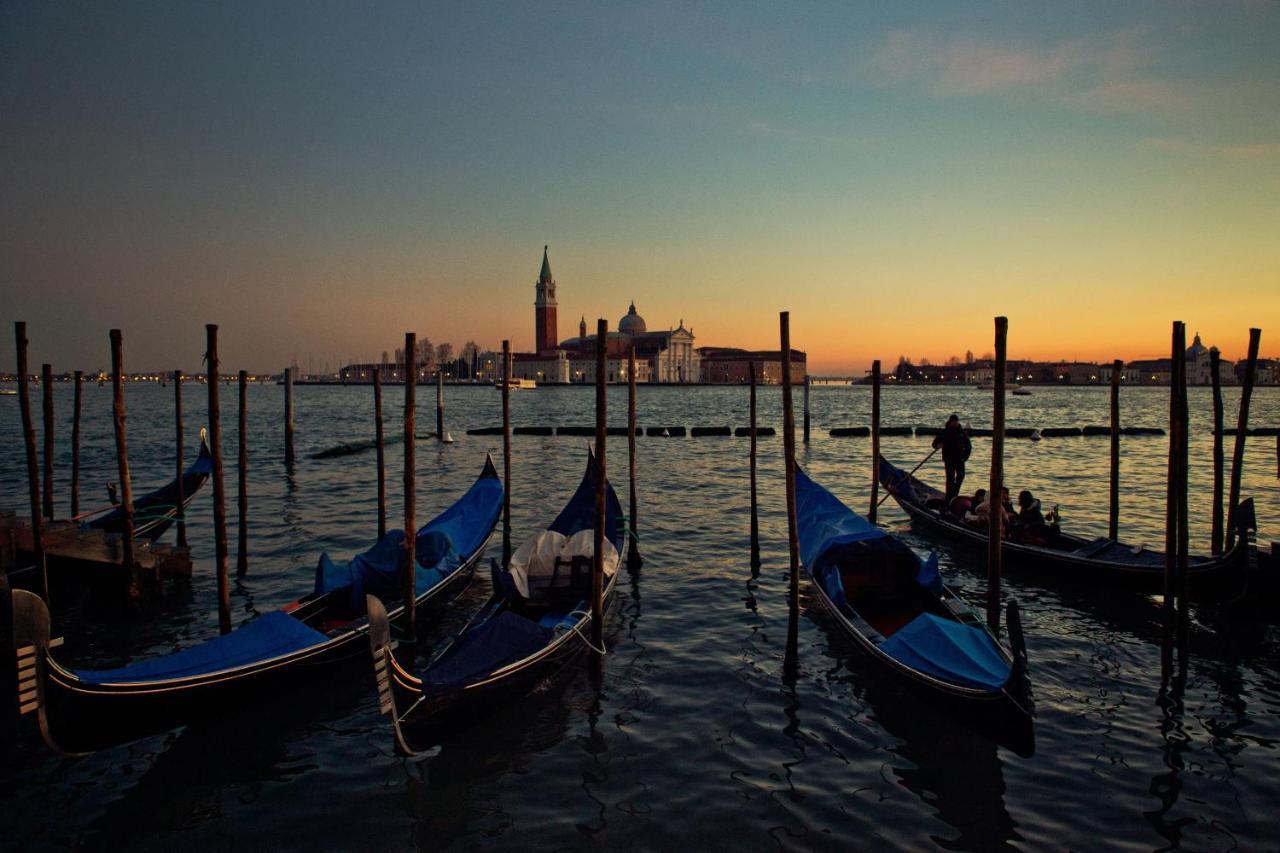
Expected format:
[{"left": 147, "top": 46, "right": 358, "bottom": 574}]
[{"left": 876, "top": 446, "right": 939, "bottom": 508}]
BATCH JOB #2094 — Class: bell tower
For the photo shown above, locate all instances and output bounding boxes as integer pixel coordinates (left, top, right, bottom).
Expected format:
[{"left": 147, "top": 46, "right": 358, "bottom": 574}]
[{"left": 534, "top": 245, "right": 558, "bottom": 355}]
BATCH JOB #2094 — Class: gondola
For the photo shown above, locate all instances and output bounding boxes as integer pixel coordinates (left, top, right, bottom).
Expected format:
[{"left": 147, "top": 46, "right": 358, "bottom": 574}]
[
  {"left": 10, "top": 455, "right": 503, "bottom": 754},
  {"left": 797, "top": 466, "right": 1035, "bottom": 753},
  {"left": 368, "top": 450, "right": 624, "bottom": 754},
  {"left": 82, "top": 430, "right": 215, "bottom": 540},
  {"left": 878, "top": 455, "right": 1255, "bottom": 596}
]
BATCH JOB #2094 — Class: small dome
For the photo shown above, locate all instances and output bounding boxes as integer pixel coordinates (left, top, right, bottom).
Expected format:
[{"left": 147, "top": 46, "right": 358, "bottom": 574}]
[{"left": 619, "top": 301, "right": 647, "bottom": 335}]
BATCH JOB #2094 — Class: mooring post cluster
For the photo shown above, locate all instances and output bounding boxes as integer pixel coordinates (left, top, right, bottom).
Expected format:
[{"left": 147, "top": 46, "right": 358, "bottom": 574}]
[
  {"left": 71, "top": 370, "right": 83, "bottom": 520},
  {"left": 987, "top": 316, "right": 1008, "bottom": 634},
  {"left": 869, "top": 359, "right": 881, "bottom": 524},
  {"left": 237, "top": 369, "right": 249, "bottom": 577},
  {"left": 284, "top": 366, "right": 296, "bottom": 468},
  {"left": 207, "top": 325, "right": 232, "bottom": 634},
  {"left": 748, "top": 359, "right": 761, "bottom": 572},
  {"left": 403, "top": 332, "right": 417, "bottom": 645},
  {"left": 374, "top": 368, "right": 386, "bottom": 539},
  {"left": 502, "top": 339, "right": 512, "bottom": 565},
  {"left": 15, "top": 322, "right": 49, "bottom": 603},
  {"left": 108, "top": 330, "right": 139, "bottom": 600},
  {"left": 627, "top": 344, "right": 640, "bottom": 570},
  {"left": 1162, "top": 322, "right": 1190, "bottom": 667},
  {"left": 1226, "top": 328, "right": 1261, "bottom": 550},
  {"left": 174, "top": 369, "right": 187, "bottom": 548},
  {"left": 41, "top": 363, "right": 54, "bottom": 520},
  {"left": 780, "top": 311, "right": 801, "bottom": 678},
  {"left": 591, "top": 319, "right": 608, "bottom": 654},
  {"left": 1109, "top": 359, "right": 1122, "bottom": 542}
]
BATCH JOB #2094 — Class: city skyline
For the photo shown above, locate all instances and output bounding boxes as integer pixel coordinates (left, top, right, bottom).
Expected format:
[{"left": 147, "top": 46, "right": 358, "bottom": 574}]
[{"left": 3, "top": 3, "right": 1278, "bottom": 374}]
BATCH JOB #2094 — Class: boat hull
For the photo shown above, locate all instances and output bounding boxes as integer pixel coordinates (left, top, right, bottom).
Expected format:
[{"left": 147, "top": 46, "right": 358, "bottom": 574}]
[{"left": 878, "top": 455, "right": 1251, "bottom": 597}]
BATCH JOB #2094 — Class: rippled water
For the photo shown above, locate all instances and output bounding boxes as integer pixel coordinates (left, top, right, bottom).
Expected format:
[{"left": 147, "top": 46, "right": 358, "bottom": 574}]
[{"left": 1, "top": 383, "right": 1278, "bottom": 851}]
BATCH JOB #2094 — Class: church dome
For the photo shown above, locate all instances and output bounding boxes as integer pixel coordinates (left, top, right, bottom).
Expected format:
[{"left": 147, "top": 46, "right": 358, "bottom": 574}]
[
  {"left": 619, "top": 301, "right": 647, "bottom": 335},
  {"left": 1186, "top": 332, "right": 1208, "bottom": 359}
]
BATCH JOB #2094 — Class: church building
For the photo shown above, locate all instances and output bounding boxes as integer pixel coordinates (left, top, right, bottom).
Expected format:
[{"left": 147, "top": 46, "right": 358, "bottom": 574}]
[{"left": 512, "top": 247, "right": 699, "bottom": 383}]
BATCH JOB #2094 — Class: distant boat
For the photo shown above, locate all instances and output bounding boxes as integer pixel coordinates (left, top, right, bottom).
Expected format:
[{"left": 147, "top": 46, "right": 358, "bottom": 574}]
[
  {"left": 1012, "top": 387, "right": 1033, "bottom": 396},
  {"left": 495, "top": 378, "right": 537, "bottom": 390},
  {"left": 0, "top": 389, "right": 16, "bottom": 396}
]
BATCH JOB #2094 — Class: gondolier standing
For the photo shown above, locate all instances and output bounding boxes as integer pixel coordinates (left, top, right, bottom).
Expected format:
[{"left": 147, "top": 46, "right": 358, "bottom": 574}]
[{"left": 933, "top": 414, "right": 972, "bottom": 503}]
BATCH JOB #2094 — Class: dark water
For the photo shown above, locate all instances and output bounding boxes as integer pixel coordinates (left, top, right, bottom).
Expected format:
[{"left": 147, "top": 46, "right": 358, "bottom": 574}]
[{"left": 2, "top": 383, "right": 1278, "bottom": 851}]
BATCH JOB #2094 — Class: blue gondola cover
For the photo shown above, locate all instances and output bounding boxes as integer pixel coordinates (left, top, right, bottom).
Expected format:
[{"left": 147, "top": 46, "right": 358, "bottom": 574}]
[
  {"left": 422, "top": 610, "right": 553, "bottom": 691},
  {"left": 75, "top": 612, "right": 327, "bottom": 684},
  {"left": 796, "top": 466, "right": 923, "bottom": 586},
  {"left": 878, "top": 613, "right": 1011, "bottom": 692},
  {"left": 314, "top": 465, "right": 502, "bottom": 611}
]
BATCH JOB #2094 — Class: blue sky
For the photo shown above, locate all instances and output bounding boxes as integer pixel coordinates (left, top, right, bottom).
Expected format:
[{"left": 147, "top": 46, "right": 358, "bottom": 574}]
[{"left": 3, "top": 1, "right": 1277, "bottom": 372}]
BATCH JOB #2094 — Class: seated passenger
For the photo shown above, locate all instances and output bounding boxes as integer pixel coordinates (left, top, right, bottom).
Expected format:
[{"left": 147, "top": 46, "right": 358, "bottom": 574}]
[
  {"left": 1015, "top": 490, "right": 1049, "bottom": 544},
  {"left": 965, "top": 489, "right": 988, "bottom": 524},
  {"left": 949, "top": 495, "right": 973, "bottom": 517}
]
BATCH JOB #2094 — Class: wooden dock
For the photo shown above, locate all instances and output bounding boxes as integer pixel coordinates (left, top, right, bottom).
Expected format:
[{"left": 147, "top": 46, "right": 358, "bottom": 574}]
[{"left": 0, "top": 512, "right": 192, "bottom": 583}]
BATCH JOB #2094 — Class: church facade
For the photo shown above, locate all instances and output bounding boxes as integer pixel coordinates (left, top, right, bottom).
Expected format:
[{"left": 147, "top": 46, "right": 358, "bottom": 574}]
[{"left": 513, "top": 247, "right": 700, "bottom": 383}]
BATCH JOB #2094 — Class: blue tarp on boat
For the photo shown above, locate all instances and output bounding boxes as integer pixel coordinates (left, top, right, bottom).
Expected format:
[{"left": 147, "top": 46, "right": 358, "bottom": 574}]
[
  {"left": 314, "top": 463, "right": 503, "bottom": 611},
  {"left": 878, "top": 613, "right": 1011, "bottom": 692},
  {"left": 422, "top": 610, "right": 553, "bottom": 691},
  {"left": 75, "top": 612, "right": 327, "bottom": 684},
  {"left": 795, "top": 466, "right": 923, "bottom": 581},
  {"left": 548, "top": 454, "right": 623, "bottom": 550},
  {"left": 795, "top": 467, "right": 889, "bottom": 569}
]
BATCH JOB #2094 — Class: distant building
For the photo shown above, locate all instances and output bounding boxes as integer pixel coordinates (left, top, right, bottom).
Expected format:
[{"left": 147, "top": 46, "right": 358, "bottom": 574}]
[
  {"left": 697, "top": 348, "right": 807, "bottom": 384},
  {"left": 1185, "top": 333, "right": 1234, "bottom": 385},
  {"left": 1238, "top": 358, "right": 1279, "bottom": 386},
  {"left": 1125, "top": 359, "right": 1171, "bottom": 385},
  {"left": 534, "top": 246, "right": 558, "bottom": 356},
  {"left": 512, "top": 247, "right": 699, "bottom": 383},
  {"left": 1052, "top": 362, "right": 1104, "bottom": 384}
]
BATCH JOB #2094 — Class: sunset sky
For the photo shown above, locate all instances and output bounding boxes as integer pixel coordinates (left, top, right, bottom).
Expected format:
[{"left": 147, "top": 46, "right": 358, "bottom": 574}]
[{"left": 3, "top": 2, "right": 1277, "bottom": 374}]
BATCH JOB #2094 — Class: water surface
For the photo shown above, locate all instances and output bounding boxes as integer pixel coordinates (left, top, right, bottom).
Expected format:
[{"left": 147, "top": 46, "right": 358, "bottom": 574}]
[{"left": 1, "top": 383, "right": 1277, "bottom": 851}]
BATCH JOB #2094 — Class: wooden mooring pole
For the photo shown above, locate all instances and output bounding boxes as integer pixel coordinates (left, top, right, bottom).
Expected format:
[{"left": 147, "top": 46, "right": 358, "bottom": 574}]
[
  {"left": 174, "top": 370, "right": 187, "bottom": 548},
  {"left": 71, "top": 370, "right": 82, "bottom": 519},
  {"left": 501, "top": 339, "right": 512, "bottom": 566},
  {"left": 15, "top": 323, "right": 49, "bottom": 602},
  {"left": 1175, "top": 328, "right": 1190, "bottom": 640},
  {"left": 436, "top": 368, "right": 445, "bottom": 441},
  {"left": 803, "top": 374, "right": 811, "bottom": 444},
  {"left": 1210, "top": 349, "right": 1224, "bottom": 554},
  {"left": 870, "top": 360, "right": 881, "bottom": 524},
  {"left": 1109, "top": 359, "right": 1122, "bottom": 542},
  {"left": 1162, "top": 322, "right": 1184, "bottom": 666},
  {"left": 206, "top": 325, "right": 231, "bottom": 634},
  {"left": 1226, "top": 328, "right": 1261, "bottom": 550},
  {"left": 284, "top": 366, "right": 295, "bottom": 467},
  {"left": 627, "top": 344, "right": 640, "bottom": 569},
  {"left": 987, "top": 317, "right": 1008, "bottom": 634},
  {"left": 374, "top": 368, "right": 386, "bottom": 539},
  {"left": 41, "top": 364, "right": 54, "bottom": 519},
  {"left": 109, "top": 330, "right": 138, "bottom": 597},
  {"left": 402, "top": 333, "right": 417, "bottom": 644},
  {"left": 749, "top": 360, "right": 761, "bottom": 571},
  {"left": 591, "top": 319, "right": 608, "bottom": 652},
  {"left": 780, "top": 312, "right": 801, "bottom": 676},
  {"left": 236, "top": 370, "right": 249, "bottom": 577}
]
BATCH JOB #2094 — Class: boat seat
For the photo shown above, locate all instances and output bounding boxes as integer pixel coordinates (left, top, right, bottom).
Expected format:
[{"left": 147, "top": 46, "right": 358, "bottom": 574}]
[{"left": 532, "top": 555, "right": 593, "bottom": 607}]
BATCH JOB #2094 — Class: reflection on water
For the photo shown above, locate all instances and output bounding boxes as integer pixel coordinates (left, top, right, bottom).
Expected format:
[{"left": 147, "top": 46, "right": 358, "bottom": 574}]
[{"left": 1, "top": 384, "right": 1278, "bottom": 850}]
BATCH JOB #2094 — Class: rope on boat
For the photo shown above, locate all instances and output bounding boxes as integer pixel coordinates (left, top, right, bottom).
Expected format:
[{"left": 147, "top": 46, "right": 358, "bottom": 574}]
[
  {"left": 565, "top": 609, "right": 608, "bottom": 655},
  {"left": 617, "top": 514, "right": 641, "bottom": 544}
]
